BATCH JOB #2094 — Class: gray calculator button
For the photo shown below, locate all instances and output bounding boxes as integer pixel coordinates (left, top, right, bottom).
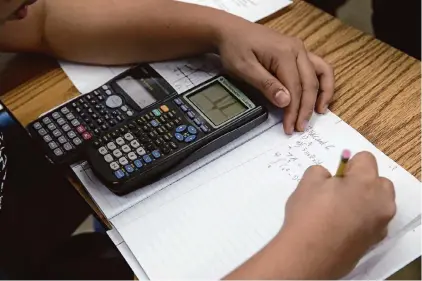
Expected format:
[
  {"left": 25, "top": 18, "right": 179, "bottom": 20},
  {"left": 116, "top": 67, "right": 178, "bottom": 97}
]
[
  {"left": 73, "top": 137, "right": 83, "bottom": 146},
  {"left": 71, "top": 119, "right": 81, "bottom": 127},
  {"left": 102, "top": 85, "right": 109, "bottom": 90},
  {"left": 43, "top": 135, "right": 53, "bottom": 143},
  {"left": 136, "top": 147, "right": 146, "bottom": 156},
  {"left": 66, "top": 113, "right": 75, "bottom": 120},
  {"left": 107, "top": 142, "right": 117, "bottom": 151},
  {"left": 62, "top": 124, "right": 71, "bottom": 132},
  {"left": 104, "top": 154, "right": 114, "bottom": 163},
  {"left": 57, "top": 118, "right": 66, "bottom": 126},
  {"left": 130, "top": 140, "right": 140, "bottom": 149},
  {"left": 113, "top": 149, "right": 123, "bottom": 158},
  {"left": 48, "top": 141, "right": 58, "bottom": 150},
  {"left": 33, "top": 122, "right": 42, "bottom": 130},
  {"left": 116, "top": 137, "right": 125, "bottom": 146},
  {"left": 58, "top": 136, "right": 67, "bottom": 144},
  {"left": 63, "top": 143, "right": 73, "bottom": 151},
  {"left": 54, "top": 148, "right": 63, "bottom": 156},
  {"left": 61, "top": 107, "right": 70, "bottom": 114},
  {"left": 127, "top": 111, "right": 134, "bottom": 117},
  {"left": 38, "top": 128, "right": 47, "bottom": 136},
  {"left": 67, "top": 131, "right": 77, "bottom": 139},
  {"left": 124, "top": 133, "right": 134, "bottom": 141},
  {"left": 110, "top": 162, "right": 120, "bottom": 171},
  {"left": 121, "top": 106, "right": 128, "bottom": 112},
  {"left": 47, "top": 123, "right": 56, "bottom": 131},
  {"left": 42, "top": 117, "right": 51, "bottom": 125},
  {"left": 98, "top": 146, "right": 108, "bottom": 155},
  {"left": 105, "top": 89, "right": 112, "bottom": 95},
  {"left": 128, "top": 152, "right": 137, "bottom": 160},
  {"left": 52, "top": 129, "right": 62, "bottom": 137},
  {"left": 52, "top": 112, "right": 61, "bottom": 119},
  {"left": 105, "top": 95, "right": 123, "bottom": 109},
  {"left": 119, "top": 157, "right": 129, "bottom": 165},
  {"left": 121, "top": 145, "right": 131, "bottom": 153}
]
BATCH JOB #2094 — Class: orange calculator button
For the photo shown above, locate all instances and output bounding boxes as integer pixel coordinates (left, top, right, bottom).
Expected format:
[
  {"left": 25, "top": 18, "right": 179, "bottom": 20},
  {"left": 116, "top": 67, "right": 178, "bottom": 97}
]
[{"left": 160, "top": 105, "right": 169, "bottom": 112}]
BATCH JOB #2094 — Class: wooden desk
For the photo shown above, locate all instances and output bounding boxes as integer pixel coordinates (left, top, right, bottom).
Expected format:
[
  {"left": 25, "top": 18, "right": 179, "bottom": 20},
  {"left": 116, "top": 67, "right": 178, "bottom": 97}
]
[{"left": 0, "top": 0, "right": 420, "bottom": 278}]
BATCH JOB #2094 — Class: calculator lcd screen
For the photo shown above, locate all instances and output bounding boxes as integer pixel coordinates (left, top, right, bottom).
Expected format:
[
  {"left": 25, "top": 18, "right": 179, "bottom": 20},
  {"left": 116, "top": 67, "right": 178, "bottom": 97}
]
[
  {"left": 188, "top": 83, "right": 247, "bottom": 127},
  {"left": 116, "top": 76, "right": 157, "bottom": 108}
]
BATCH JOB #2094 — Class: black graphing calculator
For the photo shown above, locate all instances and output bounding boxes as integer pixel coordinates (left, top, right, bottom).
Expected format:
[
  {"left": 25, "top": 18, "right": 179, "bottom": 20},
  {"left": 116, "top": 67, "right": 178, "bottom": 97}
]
[
  {"left": 26, "top": 65, "right": 176, "bottom": 165},
  {"left": 86, "top": 76, "right": 268, "bottom": 195}
]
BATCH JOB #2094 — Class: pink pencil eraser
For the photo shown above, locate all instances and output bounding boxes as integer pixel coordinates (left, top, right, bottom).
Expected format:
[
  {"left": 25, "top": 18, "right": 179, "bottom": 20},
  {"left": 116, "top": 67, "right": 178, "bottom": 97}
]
[{"left": 342, "top": 149, "right": 351, "bottom": 159}]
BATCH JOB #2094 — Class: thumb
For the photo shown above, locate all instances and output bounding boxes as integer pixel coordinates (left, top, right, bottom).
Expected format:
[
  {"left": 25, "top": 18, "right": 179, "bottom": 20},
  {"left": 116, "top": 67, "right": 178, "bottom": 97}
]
[{"left": 233, "top": 60, "right": 291, "bottom": 108}]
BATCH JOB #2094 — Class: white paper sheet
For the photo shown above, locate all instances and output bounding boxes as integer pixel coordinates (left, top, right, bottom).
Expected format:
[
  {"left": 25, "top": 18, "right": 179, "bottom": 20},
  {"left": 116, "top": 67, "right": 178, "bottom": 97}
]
[{"left": 115, "top": 112, "right": 421, "bottom": 279}]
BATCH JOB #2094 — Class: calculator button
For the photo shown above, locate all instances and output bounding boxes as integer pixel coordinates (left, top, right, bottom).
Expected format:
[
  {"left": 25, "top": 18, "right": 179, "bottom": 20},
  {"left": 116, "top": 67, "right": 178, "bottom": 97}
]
[
  {"left": 52, "top": 112, "right": 61, "bottom": 119},
  {"left": 154, "top": 138, "right": 163, "bottom": 146},
  {"left": 61, "top": 107, "right": 70, "bottom": 114},
  {"left": 43, "top": 135, "right": 53, "bottom": 143},
  {"left": 100, "top": 109, "right": 107, "bottom": 115},
  {"left": 86, "top": 95, "right": 92, "bottom": 100},
  {"left": 92, "top": 113, "right": 98, "bottom": 119},
  {"left": 96, "top": 119, "right": 104, "bottom": 125},
  {"left": 69, "top": 119, "right": 78, "bottom": 127},
  {"left": 174, "top": 133, "right": 184, "bottom": 142},
  {"left": 94, "top": 128, "right": 101, "bottom": 135},
  {"left": 193, "top": 118, "right": 202, "bottom": 126},
  {"left": 113, "top": 149, "right": 123, "bottom": 158},
  {"left": 122, "top": 145, "right": 131, "bottom": 153},
  {"left": 143, "top": 155, "right": 152, "bottom": 164},
  {"left": 152, "top": 109, "right": 161, "bottom": 117},
  {"left": 102, "top": 85, "right": 109, "bottom": 90},
  {"left": 119, "top": 157, "right": 129, "bottom": 165},
  {"left": 168, "top": 112, "right": 175, "bottom": 119},
  {"left": 128, "top": 152, "right": 137, "bottom": 160},
  {"left": 106, "top": 95, "right": 123, "bottom": 108},
  {"left": 42, "top": 117, "right": 52, "bottom": 125},
  {"left": 163, "top": 134, "right": 171, "bottom": 142},
  {"left": 63, "top": 143, "right": 74, "bottom": 151},
  {"left": 160, "top": 105, "right": 169, "bottom": 113},
  {"left": 52, "top": 129, "right": 62, "bottom": 137},
  {"left": 33, "top": 122, "right": 42, "bottom": 130},
  {"left": 165, "top": 123, "right": 173, "bottom": 130},
  {"left": 107, "top": 142, "right": 117, "bottom": 151},
  {"left": 125, "top": 165, "right": 134, "bottom": 173},
  {"left": 187, "top": 111, "right": 195, "bottom": 119},
  {"left": 98, "top": 96, "right": 104, "bottom": 101},
  {"left": 115, "top": 137, "right": 125, "bottom": 146},
  {"left": 67, "top": 131, "right": 77, "bottom": 139},
  {"left": 148, "top": 131, "right": 158, "bottom": 139},
  {"left": 101, "top": 124, "right": 109, "bottom": 131},
  {"left": 62, "top": 124, "right": 71, "bottom": 132},
  {"left": 48, "top": 141, "right": 58, "bottom": 150},
  {"left": 47, "top": 123, "right": 56, "bottom": 131},
  {"left": 104, "top": 114, "right": 110, "bottom": 120},
  {"left": 146, "top": 143, "right": 156, "bottom": 151},
  {"left": 82, "top": 132, "right": 92, "bottom": 140},
  {"left": 83, "top": 104, "right": 90, "bottom": 109},
  {"left": 124, "top": 133, "right": 134, "bottom": 141},
  {"left": 169, "top": 142, "right": 178, "bottom": 149},
  {"left": 130, "top": 140, "right": 140, "bottom": 148},
  {"left": 116, "top": 115, "right": 124, "bottom": 122},
  {"left": 54, "top": 148, "right": 64, "bottom": 156},
  {"left": 184, "top": 135, "right": 197, "bottom": 143},
  {"left": 136, "top": 147, "right": 146, "bottom": 156},
  {"left": 75, "top": 107, "right": 82, "bottom": 113},
  {"left": 66, "top": 113, "right": 75, "bottom": 120},
  {"left": 76, "top": 125, "right": 86, "bottom": 134},
  {"left": 200, "top": 125, "right": 210, "bottom": 133},
  {"left": 121, "top": 106, "right": 128, "bottom": 112},
  {"left": 188, "top": 126, "right": 197, "bottom": 135},
  {"left": 98, "top": 146, "right": 108, "bottom": 155},
  {"left": 73, "top": 137, "right": 83, "bottom": 146},
  {"left": 110, "top": 162, "right": 120, "bottom": 171},
  {"left": 134, "top": 160, "right": 143, "bottom": 168},
  {"left": 58, "top": 136, "right": 67, "bottom": 144},
  {"left": 174, "top": 98, "right": 182, "bottom": 106},
  {"left": 104, "top": 154, "right": 114, "bottom": 163},
  {"left": 57, "top": 118, "right": 66, "bottom": 126},
  {"left": 114, "top": 169, "right": 125, "bottom": 179},
  {"left": 162, "top": 146, "right": 171, "bottom": 154},
  {"left": 127, "top": 111, "right": 134, "bottom": 117},
  {"left": 176, "top": 125, "right": 187, "bottom": 133},
  {"left": 105, "top": 90, "right": 112, "bottom": 96},
  {"left": 150, "top": 120, "right": 159, "bottom": 127},
  {"left": 180, "top": 105, "right": 188, "bottom": 112},
  {"left": 157, "top": 127, "right": 165, "bottom": 135},
  {"left": 152, "top": 150, "right": 161, "bottom": 159}
]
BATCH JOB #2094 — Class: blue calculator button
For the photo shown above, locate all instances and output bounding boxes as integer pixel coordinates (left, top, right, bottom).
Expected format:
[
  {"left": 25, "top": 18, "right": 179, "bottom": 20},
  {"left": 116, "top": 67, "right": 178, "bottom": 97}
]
[
  {"left": 150, "top": 120, "right": 159, "bottom": 127},
  {"left": 187, "top": 111, "right": 195, "bottom": 119},
  {"left": 200, "top": 125, "right": 210, "bottom": 133},
  {"left": 134, "top": 160, "right": 143, "bottom": 168},
  {"left": 193, "top": 118, "right": 202, "bottom": 126},
  {"left": 174, "top": 133, "right": 184, "bottom": 142},
  {"left": 174, "top": 98, "right": 182, "bottom": 105},
  {"left": 180, "top": 105, "right": 189, "bottom": 112},
  {"left": 125, "top": 165, "right": 135, "bottom": 173},
  {"left": 152, "top": 150, "right": 161, "bottom": 159},
  {"left": 152, "top": 109, "right": 161, "bottom": 117},
  {"left": 188, "top": 126, "right": 197, "bottom": 135},
  {"left": 143, "top": 155, "right": 153, "bottom": 163},
  {"left": 176, "top": 125, "right": 187, "bottom": 133},
  {"left": 185, "top": 135, "right": 197, "bottom": 143},
  {"left": 114, "top": 169, "right": 125, "bottom": 179}
]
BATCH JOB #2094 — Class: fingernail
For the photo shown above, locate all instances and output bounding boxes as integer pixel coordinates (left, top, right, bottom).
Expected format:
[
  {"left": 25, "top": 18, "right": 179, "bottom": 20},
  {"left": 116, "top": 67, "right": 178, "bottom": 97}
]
[
  {"left": 302, "top": 120, "right": 309, "bottom": 131},
  {"left": 274, "top": 89, "right": 290, "bottom": 107}
]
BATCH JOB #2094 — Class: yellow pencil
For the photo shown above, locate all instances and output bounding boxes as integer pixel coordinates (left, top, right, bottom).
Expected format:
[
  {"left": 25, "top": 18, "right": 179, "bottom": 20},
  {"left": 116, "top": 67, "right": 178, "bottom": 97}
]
[{"left": 335, "top": 149, "right": 351, "bottom": 177}]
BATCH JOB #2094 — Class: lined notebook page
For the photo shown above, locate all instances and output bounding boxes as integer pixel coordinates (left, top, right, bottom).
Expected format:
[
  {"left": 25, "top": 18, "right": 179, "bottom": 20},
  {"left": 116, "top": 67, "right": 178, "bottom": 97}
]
[{"left": 117, "top": 112, "right": 421, "bottom": 279}]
